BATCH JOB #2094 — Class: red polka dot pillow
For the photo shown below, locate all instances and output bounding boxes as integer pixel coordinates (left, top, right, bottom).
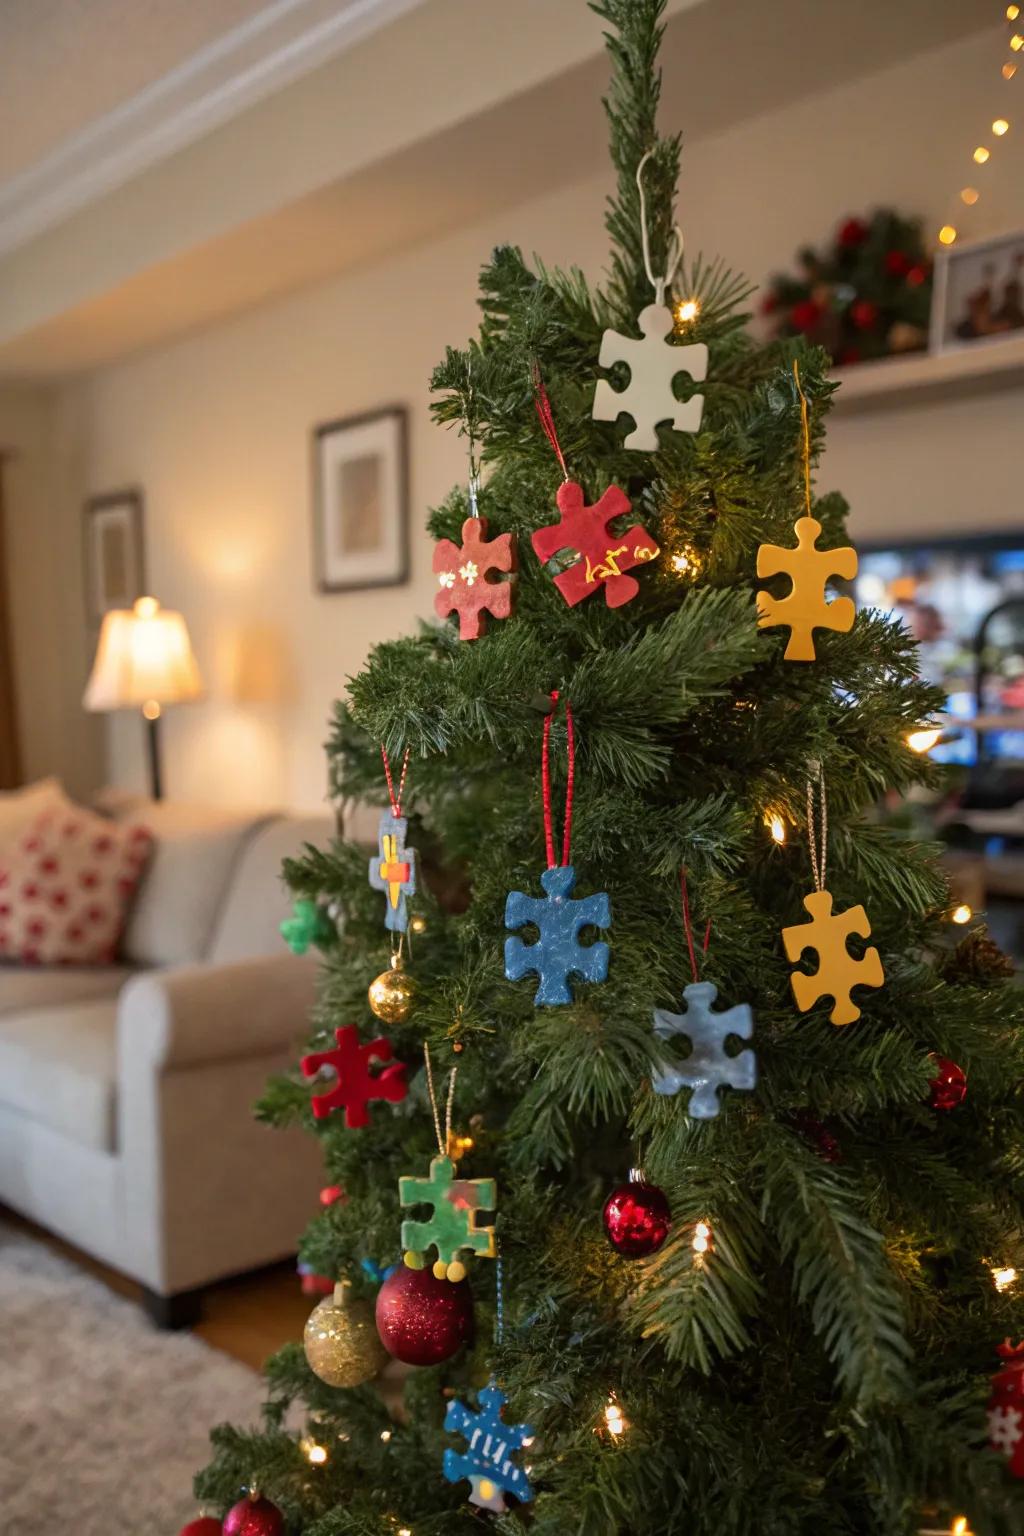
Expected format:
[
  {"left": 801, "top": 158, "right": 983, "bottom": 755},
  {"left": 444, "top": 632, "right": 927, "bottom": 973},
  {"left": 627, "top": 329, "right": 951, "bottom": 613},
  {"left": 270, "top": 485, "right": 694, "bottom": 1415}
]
[{"left": 0, "top": 807, "right": 153, "bottom": 965}]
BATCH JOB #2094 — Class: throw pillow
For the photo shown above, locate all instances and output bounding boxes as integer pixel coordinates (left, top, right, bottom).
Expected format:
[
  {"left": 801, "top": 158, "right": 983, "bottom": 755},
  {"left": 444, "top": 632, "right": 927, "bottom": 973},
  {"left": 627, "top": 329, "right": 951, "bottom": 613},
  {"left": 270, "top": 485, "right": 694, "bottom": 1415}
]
[
  {"left": 0, "top": 778, "right": 71, "bottom": 859},
  {"left": 0, "top": 807, "right": 152, "bottom": 965}
]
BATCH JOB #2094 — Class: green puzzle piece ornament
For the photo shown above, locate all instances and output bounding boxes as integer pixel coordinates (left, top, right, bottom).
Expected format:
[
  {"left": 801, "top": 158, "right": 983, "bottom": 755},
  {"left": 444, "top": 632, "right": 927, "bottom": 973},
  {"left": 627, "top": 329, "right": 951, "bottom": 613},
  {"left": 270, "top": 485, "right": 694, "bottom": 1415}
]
[
  {"left": 280, "top": 897, "right": 335, "bottom": 955},
  {"left": 399, "top": 1154, "right": 497, "bottom": 1282}
]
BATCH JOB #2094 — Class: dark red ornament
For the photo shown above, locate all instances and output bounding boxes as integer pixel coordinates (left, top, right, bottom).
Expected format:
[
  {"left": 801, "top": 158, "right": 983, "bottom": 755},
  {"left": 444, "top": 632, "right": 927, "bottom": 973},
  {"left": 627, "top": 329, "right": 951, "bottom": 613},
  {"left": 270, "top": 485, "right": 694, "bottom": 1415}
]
[
  {"left": 790, "top": 298, "right": 822, "bottom": 333},
  {"left": 884, "top": 249, "right": 912, "bottom": 277},
  {"left": 760, "top": 292, "right": 779, "bottom": 315},
  {"left": 837, "top": 346, "right": 862, "bottom": 366},
  {"left": 838, "top": 216, "right": 868, "bottom": 247},
  {"left": 223, "top": 1494, "right": 285, "bottom": 1536},
  {"left": 531, "top": 481, "right": 659, "bottom": 609},
  {"left": 177, "top": 1521, "right": 222, "bottom": 1536},
  {"left": 906, "top": 263, "right": 928, "bottom": 287},
  {"left": 433, "top": 515, "right": 517, "bottom": 640},
  {"left": 928, "top": 1055, "right": 967, "bottom": 1111},
  {"left": 603, "top": 1177, "right": 671, "bottom": 1259},
  {"left": 375, "top": 1263, "right": 474, "bottom": 1365},
  {"left": 850, "top": 299, "right": 879, "bottom": 331},
  {"left": 793, "top": 1113, "right": 842, "bottom": 1164},
  {"left": 990, "top": 1340, "right": 1024, "bottom": 1477}
]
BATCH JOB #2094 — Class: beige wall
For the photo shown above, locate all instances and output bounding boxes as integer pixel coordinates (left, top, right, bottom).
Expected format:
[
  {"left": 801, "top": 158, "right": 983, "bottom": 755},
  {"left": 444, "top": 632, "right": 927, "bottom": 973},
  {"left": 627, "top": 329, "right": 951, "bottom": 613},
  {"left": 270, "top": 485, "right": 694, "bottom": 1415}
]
[{"left": 39, "top": 28, "right": 1024, "bottom": 808}]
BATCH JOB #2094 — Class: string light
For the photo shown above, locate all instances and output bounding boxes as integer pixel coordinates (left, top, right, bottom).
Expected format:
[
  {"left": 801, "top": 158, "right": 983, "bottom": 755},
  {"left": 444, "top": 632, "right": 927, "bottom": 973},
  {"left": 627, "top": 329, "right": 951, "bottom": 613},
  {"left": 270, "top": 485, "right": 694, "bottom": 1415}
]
[
  {"left": 676, "top": 296, "right": 701, "bottom": 325},
  {"left": 670, "top": 544, "right": 700, "bottom": 576},
  {"left": 973, "top": 145, "right": 990, "bottom": 162},
  {"left": 692, "top": 1220, "right": 712, "bottom": 1260},
  {"left": 938, "top": 225, "right": 957, "bottom": 245},
  {"left": 1004, "top": 61, "right": 1018, "bottom": 77},
  {"left": 380, "top": 1429, "right": 393, "bottom": 1443},
  {"left": 960, "top": 186, "right": 980, "bottom": 205},
  {"left": 765, "top": 810, "right": 787, "bottom": 844},
  {"left": 1008, "top": 4, "right": 1020, "bottom": 19},
  {"left": 951, "top": 903, "right": 973, "bottom": 925},
  {"left": 907, "top": 727, "right": 942, "bottom": 753},
  {"left": 992, "top": 1265, "right": 1018, "bottom": 1292},
  {"left": 993, "top": 117, "right": 1010, "bottom": 134},
  {"left": 301, "top": 1438, "right": 329, "bottom": 1465},
  {"left": 951, "top": 1518, "right": 972, "bottom": 1536},
  {"left": 1011, "top": 33, "right": 1024, "bottom": 49},
  {"left": 603, "top": 1398, "right": 627, "bottom": 1437}
]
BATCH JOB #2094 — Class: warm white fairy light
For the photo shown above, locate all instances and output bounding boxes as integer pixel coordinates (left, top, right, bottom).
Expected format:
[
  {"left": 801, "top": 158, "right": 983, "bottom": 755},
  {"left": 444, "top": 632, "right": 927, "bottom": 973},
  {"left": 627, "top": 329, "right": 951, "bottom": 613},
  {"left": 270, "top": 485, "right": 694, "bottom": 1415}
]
[
  {"left": 676, "top": 297, "right": 701, "bottom": 325},
  {"left": 603, "top": 1398, "right": 627, "bottom": 1437},
  {"left": 951, "top": 903, "right": 973, "bottom": 925},
  {"left": 993, "top": 117, "right": 1010, "bottom": 135},
  {"left": 764, "top": 810, "right": 786, "bottom": 844},
  {"left": 938, "top": 225, "right": 958, "bottom": 245},
  {"left": 380, "top": 1429, "right": 393, "bottom": 1442},
  {"left": 992, "top": 1265, "right": 1018, "bottom": 1292},
  {"left": 693, "top": 1220, "right": 712, "bottom": 1256},
  {"left": 670, "top": 544, "right": 700, "bottom": 576},
  {"left": 907, "top": 727, "right": 942, "bottom": 754},
  {"left": 1011, "top": 32, "right": 1023, "bottom": 49},
  {"left": 301, "top": 1437, "right": 329, "bottom": 1465}
]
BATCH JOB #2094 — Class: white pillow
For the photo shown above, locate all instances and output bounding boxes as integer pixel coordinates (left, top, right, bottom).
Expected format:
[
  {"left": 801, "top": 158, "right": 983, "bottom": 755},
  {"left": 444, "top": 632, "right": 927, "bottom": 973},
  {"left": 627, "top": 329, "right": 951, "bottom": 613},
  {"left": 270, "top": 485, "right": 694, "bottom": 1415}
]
[{"left": 0, "top": 778, "right": 71, "bottom": 858}]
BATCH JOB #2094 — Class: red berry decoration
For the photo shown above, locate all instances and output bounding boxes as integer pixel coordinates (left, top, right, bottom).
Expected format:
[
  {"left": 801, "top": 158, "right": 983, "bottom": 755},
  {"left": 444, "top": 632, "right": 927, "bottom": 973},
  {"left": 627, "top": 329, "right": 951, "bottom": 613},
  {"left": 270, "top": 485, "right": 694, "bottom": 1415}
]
[
  {"left": 850, "top": 299, "right": 879, "bottom": 331},
  {"left": 375, "top": 1263, "right": 474, "bottom": 1365},
  {"left": 223, "top": 1494, "right": 285, "bottom": 1536},
  {"left": 928, "top": 1055, "right": 967, "bottom": 1111},
  {"left": 838, "top": 216, "right": 868, "bottom": 247},
  {"left": 177, "top": 1521, "right": 222, "bottom": 1536},
  {"left": 906, "top": 263, "right": 928, "bottom": 287},
  {"left": 884, "top": 249, "right": 912, "bottom": 277},
  {"left": 790, "top": 298, "right": 822, "bottom": 333},
  {"left": 603, "top": 1175, "right": 671, "bottom": 1259}
]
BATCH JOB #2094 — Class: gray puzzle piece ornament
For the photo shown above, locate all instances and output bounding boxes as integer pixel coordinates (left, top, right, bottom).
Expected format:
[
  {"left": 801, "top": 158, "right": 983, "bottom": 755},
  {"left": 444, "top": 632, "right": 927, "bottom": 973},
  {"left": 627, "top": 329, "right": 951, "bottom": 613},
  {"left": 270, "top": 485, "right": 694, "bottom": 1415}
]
[
  {"left": 592, "top": 303, "right": 709, "bottom": 451},
  {"left": 652, "top": 979, "right": 756, "bottom": 1119}
]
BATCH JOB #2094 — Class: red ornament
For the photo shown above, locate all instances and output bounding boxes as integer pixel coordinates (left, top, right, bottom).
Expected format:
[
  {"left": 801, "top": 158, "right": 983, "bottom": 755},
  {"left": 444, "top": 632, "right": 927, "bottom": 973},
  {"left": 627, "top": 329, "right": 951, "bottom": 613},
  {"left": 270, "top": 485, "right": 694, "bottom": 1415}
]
[
  {"left": 320, "top": 1184, "right": 345, "bottom": 1206},
  {"left": 603, "top": 1177, "right": 671, "bottom": 1259},
  {"left": 789, "top": 298, "right": 822, "bottom": 333},
  {"left": 223, "top": 1494, "right": 284, "bottom": 1536},
  {"left": 375, "top": 1263, "right": 474, "bottom": 1365},
  {"left": 837, "top": 346, "right": 862, "bottom": 366},
  {"left": 906, "top": 263, "right": 928, "bottom": 288},
  {"left": 884, "top": 249, "right": 912, "bottom": 277},
  {"left": 850, "top": 299, "right": 879, "bottom": 331},
  {"left": 433, "top": 515, "right": 517, "bottom": 640},
  {"left": 177, "top": 1521, "right": 222, "bottom": 1536},
  {"left": 837, "top": 216, "right": 868, "bottom": 247},
  {"left": 792, "top": 1113, "right": 841, "bottom": 1164},
  {"left": 928, "top": 1055, "right": 967, "bottom": 1111},
  {"left": 531, "top": 481, "right": 659, "bottom": 609},
  {"left": 989, "top": 1340, "right": 1024, "bottom": 1477},
  {"left": 761, "top": 292, "right": 779, "bottom": 315},
  {"left": 301, "top": 1024, "right": 408, "bottom": 1127}
]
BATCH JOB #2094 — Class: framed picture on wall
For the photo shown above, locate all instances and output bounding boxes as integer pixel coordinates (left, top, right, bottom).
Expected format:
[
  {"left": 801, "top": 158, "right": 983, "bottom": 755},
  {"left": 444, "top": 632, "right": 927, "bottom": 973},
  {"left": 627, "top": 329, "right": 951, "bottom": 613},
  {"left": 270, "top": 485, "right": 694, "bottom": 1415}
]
[
  {"left": 930, "top": 230, "right": 1024, "bottom": 354},
  {"left": 83, "top": 489, "right": 145, "bottom": 623},
  {"left": 312, "top": 406, "right": 408, "bottom": 592}
]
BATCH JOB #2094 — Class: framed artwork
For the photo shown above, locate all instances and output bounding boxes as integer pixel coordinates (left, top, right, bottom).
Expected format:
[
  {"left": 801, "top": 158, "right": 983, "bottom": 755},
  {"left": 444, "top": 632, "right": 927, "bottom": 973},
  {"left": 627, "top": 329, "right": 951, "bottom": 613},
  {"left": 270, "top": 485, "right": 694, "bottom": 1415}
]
[
  {"left": 930, "top": 230, "right": 1024, "bottom": 354},
  {"left": 83, "top": 489, "right": 145, "bottom": 623},
  {"left": 313, "top": 406, "right": 408, "bottom": 592}
]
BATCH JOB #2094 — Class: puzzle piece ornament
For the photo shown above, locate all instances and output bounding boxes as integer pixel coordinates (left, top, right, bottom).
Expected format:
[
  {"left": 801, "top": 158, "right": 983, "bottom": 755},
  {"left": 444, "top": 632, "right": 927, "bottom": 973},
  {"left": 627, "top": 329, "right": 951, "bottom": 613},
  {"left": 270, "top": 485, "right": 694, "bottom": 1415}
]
[
  {"left": 368, "top": 812, "right": 416, "bottom": 932},
  {"left": 652, "top": 980, "right": 757, "bottom": 1119},
  {"left": 531, "top": 481, "right": 658, "bottom": 609},
  {"left": 505, "top": 865, "right": 611, "bottom": 1006},
  {"left": 301, "top": 1024, "right": 409, "bottom": 1127},
  {"left": 592, "top": 303, "right": 709, "bottom": 451},
  {"left": 399, "top": 1153, "right": 496, "bottom": 1282},
  {"left": 782, "top": 889, "right": 884, "bottom": 1026},
  {"left": 279, "top": 897, "right": 334, "bottom": 955},
  {"left": 433, "top": 515, "right": 517, "bottom": 640},
  {"left": 757, "top": 516, "right": 858, "bottom": 661},
  {"left": 443, "top": 1381, "right": 535, "bottom": 1513}
]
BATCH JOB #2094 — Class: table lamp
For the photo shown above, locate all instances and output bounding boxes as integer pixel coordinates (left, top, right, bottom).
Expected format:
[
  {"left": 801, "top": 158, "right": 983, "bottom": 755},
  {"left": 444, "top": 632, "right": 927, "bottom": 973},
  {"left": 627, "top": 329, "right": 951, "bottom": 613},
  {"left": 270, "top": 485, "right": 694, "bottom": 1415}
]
[{"left": 83, "top": 596, "right": 203, "bottom": 799}]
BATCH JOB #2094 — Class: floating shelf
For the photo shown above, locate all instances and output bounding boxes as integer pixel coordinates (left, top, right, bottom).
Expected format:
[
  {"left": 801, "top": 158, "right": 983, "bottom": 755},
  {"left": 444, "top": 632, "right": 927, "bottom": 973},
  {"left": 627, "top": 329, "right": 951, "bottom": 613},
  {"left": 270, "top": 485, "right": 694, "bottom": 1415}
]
[{"left": 830, "top": 333, "right": 1024, "bottom": 414}]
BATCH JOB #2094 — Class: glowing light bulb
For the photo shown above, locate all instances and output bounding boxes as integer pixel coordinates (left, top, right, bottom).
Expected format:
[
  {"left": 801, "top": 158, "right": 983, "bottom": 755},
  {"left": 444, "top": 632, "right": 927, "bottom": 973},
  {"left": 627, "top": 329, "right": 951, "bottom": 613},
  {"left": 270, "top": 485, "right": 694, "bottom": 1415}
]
[
  {"left": 301, "top": 1438, "right": 328, "bottom": 1465},
  {"left": 676, "top": 297, "right": 701, "bottom": 325},
  {"left": 1008, "top": 4, "right": 1020, "bottom": 19},
  {"left": 993, "top": 118, "right": 1010, "bottom": 136},
  {"left": 764, "top": 810, "right": 786, "bottom": 844},
  {"left": 952, "top": 904, "right": 972, "bottom": 925},
  {"left": 603, "top": 1399, "right": 626, "bottom": 1437},
  {"left": 992, "top": 1265, "right": 1018, "bottom": 1292},
  {"left": 952, "top": 1518, "right": 972, "bottom": 1536},
  {"left": 960, "top": 187, "right": 980, "bottom": 206},
  {"left": 973, "top": 145, "right": 990, "bottom": 163},
  {"left": 670, "top": 545, "right": 700, "bottom": 576},
  {"left": 1004, "top": 61, "right": 1018, "bottom": 78},
  {"left": 907, "top": 727, "right": 941, "bottom": 754},
  {"left": 1011, "top": 33, "right": 1024, "bottom": 50},
  {"left": 938, "top": 225, "right": 958, "bottom": 246},
  {"left": 380, "top": 1429, "right": 392, "bottom": 1443},
  {"left": 693, "top": 1220, "right": 712, "bottom": 1255}
]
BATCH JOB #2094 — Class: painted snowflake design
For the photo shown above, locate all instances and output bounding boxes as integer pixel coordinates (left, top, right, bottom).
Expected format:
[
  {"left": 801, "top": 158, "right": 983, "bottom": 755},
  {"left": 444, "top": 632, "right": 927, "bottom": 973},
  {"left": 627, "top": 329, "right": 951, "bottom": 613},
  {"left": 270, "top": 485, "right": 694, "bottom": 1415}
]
[
  {"left": 459, "top": 561, "right": 479, "bottom": 585},
  {"left": 438, "top": 571, "right": 456, "bottom": 589},
  {"left": 989, "top": 1405, "right": 1023, "bottom": 1455}
]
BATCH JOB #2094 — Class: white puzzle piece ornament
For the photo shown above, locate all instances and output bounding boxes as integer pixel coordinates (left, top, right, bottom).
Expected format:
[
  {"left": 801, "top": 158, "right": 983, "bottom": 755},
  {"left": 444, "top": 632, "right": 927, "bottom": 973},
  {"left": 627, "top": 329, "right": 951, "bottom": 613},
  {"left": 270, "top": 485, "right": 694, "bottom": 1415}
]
[{"left": 592, "top": 303, "right": 709, "bottom": 451}]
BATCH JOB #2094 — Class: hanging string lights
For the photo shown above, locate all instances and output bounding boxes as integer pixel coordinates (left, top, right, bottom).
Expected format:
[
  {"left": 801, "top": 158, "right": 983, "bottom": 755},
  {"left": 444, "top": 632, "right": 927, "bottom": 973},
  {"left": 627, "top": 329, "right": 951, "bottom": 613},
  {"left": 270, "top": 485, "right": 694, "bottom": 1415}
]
[{"left": 939, "top": 4, "right": 1020, "bottom": 244}]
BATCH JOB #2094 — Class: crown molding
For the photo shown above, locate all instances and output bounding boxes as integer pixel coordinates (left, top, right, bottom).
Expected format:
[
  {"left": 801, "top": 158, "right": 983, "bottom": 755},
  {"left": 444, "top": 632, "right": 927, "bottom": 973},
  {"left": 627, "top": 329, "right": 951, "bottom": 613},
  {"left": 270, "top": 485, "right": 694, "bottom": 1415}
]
[{"left": 0, "top": 0, "right": 427, "bottom": 258}]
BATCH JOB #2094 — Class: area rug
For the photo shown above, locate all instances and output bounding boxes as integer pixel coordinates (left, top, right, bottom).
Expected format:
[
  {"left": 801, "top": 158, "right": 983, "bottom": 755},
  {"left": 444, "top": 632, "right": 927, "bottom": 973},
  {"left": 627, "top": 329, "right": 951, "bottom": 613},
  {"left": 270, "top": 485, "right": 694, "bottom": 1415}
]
[{"left": 0, "top": 1223, "right": 266, "bottom": 1535}]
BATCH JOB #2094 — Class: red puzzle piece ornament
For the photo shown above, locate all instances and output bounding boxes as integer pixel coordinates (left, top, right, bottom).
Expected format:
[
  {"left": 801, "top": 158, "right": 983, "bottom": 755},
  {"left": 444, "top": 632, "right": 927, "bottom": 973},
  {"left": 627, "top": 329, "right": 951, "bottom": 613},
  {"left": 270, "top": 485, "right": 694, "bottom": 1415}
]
[
  {"left": 531, "top": 481, "right": 659, "bottom": 608},
  {"left": 989, "top": 1339, "right": 1024, "bottom": 1478},
  {"left": 301, "top": 1024, "right": 409, "bottom": 1128},
  {"left": 433, "top": 516, "right": 517, "bottom": 640}
]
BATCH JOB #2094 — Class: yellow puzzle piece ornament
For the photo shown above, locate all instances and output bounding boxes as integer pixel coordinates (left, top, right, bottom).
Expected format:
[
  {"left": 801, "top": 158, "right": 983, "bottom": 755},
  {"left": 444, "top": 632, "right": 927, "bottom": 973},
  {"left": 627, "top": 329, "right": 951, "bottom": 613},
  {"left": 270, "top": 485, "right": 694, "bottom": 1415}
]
[
  {"left": 756, "top": 516, "right": 857, "bottom": 662},
  {"left": 782, "top": 889, "right": 884, "bottom": 1026}
]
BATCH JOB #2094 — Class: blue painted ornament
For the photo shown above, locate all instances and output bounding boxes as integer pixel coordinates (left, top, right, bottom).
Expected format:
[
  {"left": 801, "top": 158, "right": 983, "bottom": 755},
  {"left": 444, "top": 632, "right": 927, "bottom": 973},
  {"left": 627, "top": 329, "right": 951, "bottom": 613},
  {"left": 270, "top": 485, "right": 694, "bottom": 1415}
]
[
  {"left": 505, "top": 865, "right": 610, "bottom": 1006},
  {"left": 652, "top": 979, "right": 757, "bottom": 1118},
  {"left": 368, "top": 811, "right": 416, "bottom": 933},
  {"left": 443, "top": 1379, "right": 535, "bottom": 1513}
]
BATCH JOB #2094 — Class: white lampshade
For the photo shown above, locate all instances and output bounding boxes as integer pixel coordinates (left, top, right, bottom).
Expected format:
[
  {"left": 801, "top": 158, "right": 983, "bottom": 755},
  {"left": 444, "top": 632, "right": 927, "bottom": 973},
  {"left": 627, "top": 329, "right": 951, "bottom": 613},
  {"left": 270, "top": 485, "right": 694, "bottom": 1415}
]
[{"left": 84, "top": 597, "right": 203, "bottom": 713}]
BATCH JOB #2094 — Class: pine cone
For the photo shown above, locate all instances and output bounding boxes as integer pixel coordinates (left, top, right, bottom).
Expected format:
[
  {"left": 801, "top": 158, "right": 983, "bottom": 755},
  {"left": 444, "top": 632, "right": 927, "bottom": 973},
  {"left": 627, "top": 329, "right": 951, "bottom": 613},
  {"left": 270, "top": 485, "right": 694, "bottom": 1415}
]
[{"left": 941, "top": 932, "right": 1016, "bottom": 985}]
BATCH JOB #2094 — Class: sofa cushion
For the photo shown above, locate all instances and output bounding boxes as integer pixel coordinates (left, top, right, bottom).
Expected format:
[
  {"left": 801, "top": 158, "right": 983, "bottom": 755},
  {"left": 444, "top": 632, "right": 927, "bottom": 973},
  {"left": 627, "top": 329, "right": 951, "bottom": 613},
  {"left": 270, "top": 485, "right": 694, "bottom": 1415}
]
[
  {"left": 0, "top": 778, "right": 70, "bottom": 858},
  {"left": 208, "top": 814, "right": 336, "bottom": 965},
  {"left": 113, "top": 802, "right": 277, "bottom": 967},
  {"left": 0, "top": 999, "right": 118, "bottom": 1152},
  {"left": 0, "top": 808, "right": 152, "bottom": 965},
  {"left": 0, "top": 965, "right": 134, "bottom": 1016}
]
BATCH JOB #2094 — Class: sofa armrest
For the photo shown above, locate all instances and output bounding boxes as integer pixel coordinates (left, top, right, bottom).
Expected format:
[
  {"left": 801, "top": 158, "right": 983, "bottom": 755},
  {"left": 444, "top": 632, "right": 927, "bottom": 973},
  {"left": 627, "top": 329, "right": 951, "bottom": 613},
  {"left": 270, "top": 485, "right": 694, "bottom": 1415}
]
[{"left": 117, "top": 953, "right": 316, "bottom": 1071}]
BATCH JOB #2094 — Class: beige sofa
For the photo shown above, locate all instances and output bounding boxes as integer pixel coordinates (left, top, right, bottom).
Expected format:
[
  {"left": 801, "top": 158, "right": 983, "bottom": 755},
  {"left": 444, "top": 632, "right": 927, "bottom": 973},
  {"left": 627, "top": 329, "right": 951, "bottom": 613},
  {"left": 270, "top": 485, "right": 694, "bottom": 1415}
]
[{"left": 0, "top": 800, "right": 331, "bottom": 1326}]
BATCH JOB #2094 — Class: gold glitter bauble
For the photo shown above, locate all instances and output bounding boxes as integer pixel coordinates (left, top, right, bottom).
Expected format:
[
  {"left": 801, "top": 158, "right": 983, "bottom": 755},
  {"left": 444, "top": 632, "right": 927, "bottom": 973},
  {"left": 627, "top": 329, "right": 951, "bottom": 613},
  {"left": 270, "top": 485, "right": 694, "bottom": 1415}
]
[
  {"left": 368, "top": 959, "right": 416, "bottom": 1024},
  {"left": 303, "top": 1281, "right": 388, "bottom": 1387}
]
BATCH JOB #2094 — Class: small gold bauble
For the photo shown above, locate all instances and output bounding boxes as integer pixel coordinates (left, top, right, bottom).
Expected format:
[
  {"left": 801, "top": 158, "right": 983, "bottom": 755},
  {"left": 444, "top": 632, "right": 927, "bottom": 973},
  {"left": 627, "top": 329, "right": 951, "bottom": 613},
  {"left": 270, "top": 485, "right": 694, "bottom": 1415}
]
[
  {"left": 368, "top": 958, "right": 416, "bottom": 1024},
  {"left": 303, "top": 1281, "right": 388, "bottom": 1387}
]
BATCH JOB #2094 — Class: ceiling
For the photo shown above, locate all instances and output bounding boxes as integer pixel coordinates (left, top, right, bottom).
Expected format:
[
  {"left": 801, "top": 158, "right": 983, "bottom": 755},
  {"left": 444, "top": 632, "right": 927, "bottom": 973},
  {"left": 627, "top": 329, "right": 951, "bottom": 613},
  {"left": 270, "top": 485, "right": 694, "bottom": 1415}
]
[{"left": 0, "top": 0, "right": 272, "bottom": 182}]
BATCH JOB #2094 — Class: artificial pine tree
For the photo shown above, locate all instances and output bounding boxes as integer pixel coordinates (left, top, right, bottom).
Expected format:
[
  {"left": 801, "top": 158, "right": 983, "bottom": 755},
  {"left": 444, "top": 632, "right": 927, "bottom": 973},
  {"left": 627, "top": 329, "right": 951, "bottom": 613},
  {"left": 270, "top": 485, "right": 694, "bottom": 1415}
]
[{"left": 192, "top": 4, "right": 1024, "bottom": 1532}]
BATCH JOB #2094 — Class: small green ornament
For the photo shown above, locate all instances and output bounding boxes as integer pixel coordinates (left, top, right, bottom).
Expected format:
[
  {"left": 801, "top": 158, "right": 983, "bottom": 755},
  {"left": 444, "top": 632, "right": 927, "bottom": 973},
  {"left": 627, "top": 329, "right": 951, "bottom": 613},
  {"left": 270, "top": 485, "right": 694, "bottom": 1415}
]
[
  {"left": 399, "top": 1154, "right": 497, "bottom": 1282},
  {"left": 280, "top": 897, "right": 334, "bottom": 955}
]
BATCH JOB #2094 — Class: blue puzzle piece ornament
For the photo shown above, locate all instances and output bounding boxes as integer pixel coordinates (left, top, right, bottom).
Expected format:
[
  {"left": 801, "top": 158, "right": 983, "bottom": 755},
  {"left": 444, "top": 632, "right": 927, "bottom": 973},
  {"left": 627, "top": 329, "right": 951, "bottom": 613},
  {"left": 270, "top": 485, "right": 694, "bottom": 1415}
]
[
  {"left": 652, "top": 979, "right": 757, "bottom": 1119},
  {"left": 504, "top": 865, "right": 611, "bottom": 1006},
  {"left": 368, "top": 812, "right": 416, "bottom": 933},
  {"left": 443, "top": 1380, "right": 535, "bottom": 1513}
]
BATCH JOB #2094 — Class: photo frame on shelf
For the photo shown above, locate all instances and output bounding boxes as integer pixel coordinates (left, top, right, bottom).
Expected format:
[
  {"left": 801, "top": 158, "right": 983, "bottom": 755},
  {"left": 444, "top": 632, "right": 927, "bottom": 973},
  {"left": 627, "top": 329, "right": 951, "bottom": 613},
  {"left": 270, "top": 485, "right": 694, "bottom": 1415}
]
[
  {"left": 312, "top": 406, "right": 408, "bottom": 593},
  {"left": 82, "top": 489, "right": 145, "bottom": 624},
  {"left": 930, "top": 230, "right": 1024, "bottom": 354}
]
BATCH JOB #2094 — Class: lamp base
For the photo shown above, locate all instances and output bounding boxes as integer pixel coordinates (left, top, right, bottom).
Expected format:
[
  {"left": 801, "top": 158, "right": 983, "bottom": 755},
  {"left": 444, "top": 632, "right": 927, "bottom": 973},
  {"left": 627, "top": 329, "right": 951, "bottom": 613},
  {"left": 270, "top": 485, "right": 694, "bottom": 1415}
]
[{"left": 145, "top": 713, "right": 163, "bottom": 800}]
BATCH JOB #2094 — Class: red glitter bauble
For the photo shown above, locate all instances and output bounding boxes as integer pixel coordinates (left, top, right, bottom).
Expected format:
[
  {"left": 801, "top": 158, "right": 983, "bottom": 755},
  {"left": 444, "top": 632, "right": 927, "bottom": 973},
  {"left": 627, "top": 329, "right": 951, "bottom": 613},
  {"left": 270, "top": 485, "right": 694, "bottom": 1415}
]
[
  {"left": 928, "top": 1055, "right": 967, "bottom": 1111},
  {"left": 222, "top": 1495, "right": 285, "bottom": 1536},
  {"left": 375, "top": 1264, "right": 474, "bottom": 1365},
  {"left": 177, "top": 1521, "right": 223, "bottom": 1536},
  {"left": 603, "top": 1179, "right": 671, "bottom": 1259}
]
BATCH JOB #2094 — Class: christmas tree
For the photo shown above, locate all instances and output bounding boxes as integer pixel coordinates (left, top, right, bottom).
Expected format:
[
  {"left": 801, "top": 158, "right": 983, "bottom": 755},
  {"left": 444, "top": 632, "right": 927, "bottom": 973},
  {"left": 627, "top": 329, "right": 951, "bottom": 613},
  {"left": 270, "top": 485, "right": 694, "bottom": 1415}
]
[{"left": 192, "top": 4, "right": 1024, "bottom": 1532}]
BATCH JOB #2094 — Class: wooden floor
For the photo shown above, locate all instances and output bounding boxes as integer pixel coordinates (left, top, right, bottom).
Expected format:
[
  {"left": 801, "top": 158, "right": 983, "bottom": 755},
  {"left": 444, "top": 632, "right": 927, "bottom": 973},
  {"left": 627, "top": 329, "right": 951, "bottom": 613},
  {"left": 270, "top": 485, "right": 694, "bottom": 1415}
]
[{"left": 2, "top": 1206, "right": 310, "bottom": 1371}]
